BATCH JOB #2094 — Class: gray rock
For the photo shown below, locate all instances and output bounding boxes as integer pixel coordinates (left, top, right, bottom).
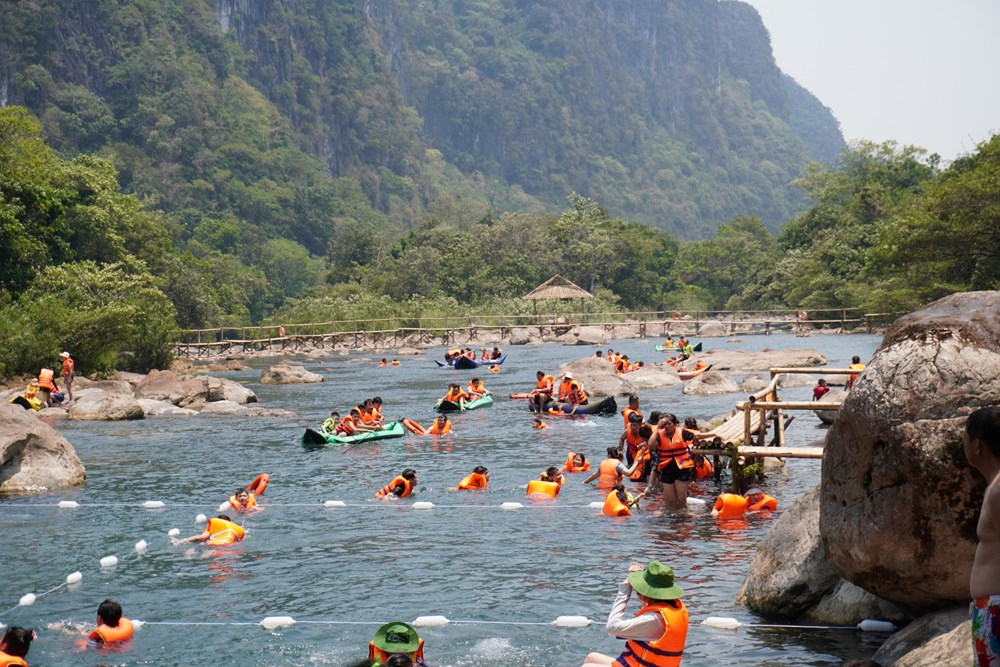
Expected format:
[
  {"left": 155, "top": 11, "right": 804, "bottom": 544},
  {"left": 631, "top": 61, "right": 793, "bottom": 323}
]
[
  {"left": 814, "top": 388, "right": 847, "bottom": 425},
  {"left": 699, "top": 348, "right": 828, "bottom": 371},
  {"left": 260, "top": 365, "right": 326, "bottom": 384},
  {"left": 625, "top": 365, "right": 682, "bottom": 390},
  {"left": 136, "top": 399, "right": 199, "bottom": 416},
  {"left": 683, "top": 371, "right": 740, "bottom": 395},
  {"left": 559, "top": 357, "right": 635, "bottom": 397},
  {"left": 737, "top": 486, "right": 841, "bottom": 619},
  {"left": 698, "top": 320, "right": 729, "bottom": 337},
  {"left": 821, "top": 291, "right": 1000, "bottom": 615},
  {"left": 134, "top": 369, "right": 185, "bottom": 404},
  {"left": 218, "top": 378, "right": 257, "bottom": 404},
  {"left": 199, "top": 400, "right": 246, "bottom": 414},
  {"left": 806, "top": 579, "right": 907, "bottom": 625},
  {"left": 776, "top": 372, "right": 817, "bottom": 388},
  {"left": 510, "top": 327, "right": 540, "bottom": 345},
  {"left": 739, "top": 374, "right": 770, "bottom": 392},
  {"left": 0, "top": 403, "right": 86, "bottom": 493},
  {"left": 111, "top": 370, "right": 147, "bottom": 385},
  {"left": 177, "top": 376, "right": 227, "bottom": 406},
  {"left": 872, "top": 607, "right": 970, "bottom": 667},
  {"left": 68, "top": 392, "right": 145, "bottom": 421},
  {"left": 573, "top": 325, "right": 610, "bottom": 345}
]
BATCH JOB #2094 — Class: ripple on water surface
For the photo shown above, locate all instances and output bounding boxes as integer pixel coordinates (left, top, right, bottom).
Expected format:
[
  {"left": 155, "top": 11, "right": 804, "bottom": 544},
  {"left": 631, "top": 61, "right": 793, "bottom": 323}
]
[{"left": 1, "top": 334, "right": 887, "bottom": 665}]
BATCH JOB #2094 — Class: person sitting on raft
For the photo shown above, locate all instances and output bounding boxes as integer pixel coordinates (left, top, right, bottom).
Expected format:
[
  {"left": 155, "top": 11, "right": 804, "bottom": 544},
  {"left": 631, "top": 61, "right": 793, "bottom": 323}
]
[
  {"left": 172, "top": 514, "right": 245, "bottom": 546},
  {"left": 360, "top": 398, "right": 384, "bottom": 429},
  {"left": 584, "top": 447, "right": 644, "bottom": 489},
  {"left": 376, "top": 469, "right": 418, "bottom": 499},
  {"left": 466, "top": 377, "right": 491, "bottom": 400},
  {"left": 368, "top": 621, "right": 429, "bottom": 666},
  {"left": 580, "top": 561, "right": 688, "bottom": 667},
  {"left": 711, "top": 485, "right": 777, "bottom": 519},
  {"left": 490, "top": 346, "right": 502, "bottom": 360},
  {"left": 562, "top": 451, "right": 590, "bottom": 473},
  {"left": 452, "top": 466, "right": 489, "bottom": 491},
  {"left": 437, "top": 383, "right": 468, "bottom": 411},
  {"left": 557, "top": 372, "right": 588, "bottom": 407},
  {"left": 0, "top": 626, "right": 33, "bottom": 666},
  {"left": 528, "top": 370, "right": 555, "bottom": 413},
  {"left": 88, "top": 599, "right": 133, "bottom": 646}
]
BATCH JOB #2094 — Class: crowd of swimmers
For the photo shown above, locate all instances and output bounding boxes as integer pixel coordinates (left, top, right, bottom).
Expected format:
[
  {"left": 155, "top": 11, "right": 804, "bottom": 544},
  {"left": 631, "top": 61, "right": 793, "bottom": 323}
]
[{"left": 442, "top": 346, "right": 502, "bottom": 365}]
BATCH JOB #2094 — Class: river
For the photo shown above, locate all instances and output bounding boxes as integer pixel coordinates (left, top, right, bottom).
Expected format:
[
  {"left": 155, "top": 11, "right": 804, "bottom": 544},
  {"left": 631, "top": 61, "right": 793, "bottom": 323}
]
[{"left": 1, "top": 333, "right": 886, "bottom": 666}]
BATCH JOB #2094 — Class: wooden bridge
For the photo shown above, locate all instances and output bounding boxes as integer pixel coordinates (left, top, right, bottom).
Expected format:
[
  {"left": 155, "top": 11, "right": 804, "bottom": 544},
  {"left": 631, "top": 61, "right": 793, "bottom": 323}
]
[{"left": 172, "top": 309, "right": 896, "bottom": 358}]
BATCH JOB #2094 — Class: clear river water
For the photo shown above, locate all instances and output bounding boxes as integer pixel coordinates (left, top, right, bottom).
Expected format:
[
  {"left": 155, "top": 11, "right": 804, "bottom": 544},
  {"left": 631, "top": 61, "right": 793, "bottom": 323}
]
[{"left": 1, "top": 333, "right": 887, "bottom": 666}]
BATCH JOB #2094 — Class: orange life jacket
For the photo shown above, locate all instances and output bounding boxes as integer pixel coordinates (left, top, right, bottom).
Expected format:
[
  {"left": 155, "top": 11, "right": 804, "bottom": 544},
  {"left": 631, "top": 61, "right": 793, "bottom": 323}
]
[
  {"left": 391, "top": 360, "right": 400, "bottom": 366},
  {"left": 369, "top": 639, "right": 425, "bottom": 663},
  {"left": 713, "top": 493, "right": 749, "bottom": 519},
  {"left": 629, "top": 448, "right": 651, "bottom": 481},
  {"left": 747, "top": 495, "right": 778, "bottom": 512},
  {"left": 457, "top": 472, "right": 488, "bottom": 490},
  {"left": 0, "top": 652, "right": 28, "bottom": 666},
  {"left": 376, "top": 475, "right": 414, "bottom": 499},
  {"left": 602, "top": 491, "right": 631, "bottom": 517},
  {"left": 206, "top": 517, "right": 245, "bottom": 545},
  {"left": 536, "top": 375, "right": 554, "bottom": 393},
  {"left": 607, "top": 353, "right": 618, "bottom": 365},
  {"left": 565, "top": 452, "right": 590, "bottom": 473},
  {"left": 444, "top": 388, "right": 467, "bottom": 403},
  {"left": 624, "top": 428, "right": 646, "bottom": 459},
  {"left": 38, "top": 367, "right": 56, "bottom": 391},
  {"left": 598, "top": 458, "right": 622, "bottom": 489},
  {"left": 557, "top": 379, "right": 572, "bottom": 401},
  {"left": 656, "top": 429, "right": 693, "bottom": 470},
  {"left": 616, "top": 601, "right": 688, "bottom": 667},
  {"left": 468, "top": 380, "right": 485, "bottom": 394},
  {"left": 622, "top": 407, "right": 643, "bottom": 427},
  {"left": 359, "top": 409, "right": 378, "bottom": 425},
  {"left": 568, "top": 381, "right": 587, "bottom": 405},
  {"left": 336, "top": 415, "right": 358, "bottom": 435},
  {"left": 532, "top": 421, "right": 549, "bottom": 429},
  {"left": 694, "top": 457, "right": 714, "bottom": 480},
  {"left": 89, "top": 617, "right": 135, "bottom": 644},
  {"left": 62, "top": 357, "right": 75, "bottom": 376},
  {"left": 526, "top": 480, "right": 560, "bottom": 497},
  {"left": 378, "top": 361, "right": 387, "bottom": 366},
  {"left": 229, "top": 493, "right": 257, "bottom": 511},
  {"left": 429, "top": 419, "right": 452, "bottom": 435}
]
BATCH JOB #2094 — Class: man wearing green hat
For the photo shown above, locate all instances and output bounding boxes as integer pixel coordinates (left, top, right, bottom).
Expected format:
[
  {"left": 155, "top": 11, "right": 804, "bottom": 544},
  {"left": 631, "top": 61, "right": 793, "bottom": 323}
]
[
  {"left": 368, "top": 621, "right": 428, "bottom": 666},
  {"left": 581, "top": 561, "right": 689, "bottom": 667}
]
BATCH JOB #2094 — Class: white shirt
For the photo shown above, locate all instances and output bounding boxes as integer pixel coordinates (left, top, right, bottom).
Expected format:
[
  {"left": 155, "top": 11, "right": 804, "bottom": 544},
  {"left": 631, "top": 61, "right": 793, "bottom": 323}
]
[{"left": 604, "top": 582, "right": 666, "bottom": 641}]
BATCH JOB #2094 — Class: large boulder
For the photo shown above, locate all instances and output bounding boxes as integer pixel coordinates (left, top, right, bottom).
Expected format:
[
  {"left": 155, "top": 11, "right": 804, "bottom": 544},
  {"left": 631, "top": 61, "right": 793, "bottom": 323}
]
[
  {"left": 821, "top": 291, "right": 1000, "bottom": 615},
  {"left": 872, "top": 607, "right": 970, "bottom": 667},
  {"left": 698, "top": 320, "right": 729, "bottom": 337},
  {"left": 510, "top": 327, "right": 540, "bottom": 345},
  {"left": 259, "top": 364, "right": 326, "bottom": 384},
  {"left": 559, "top": 357, "right": 635, "bottom": 397},
  {"left": 68, "top": 391, "right": 145, "bottom": 421},
  {"left": 176, "top": 376, "right": 227, "bottom": 407},
  {"left": 571, "top": 326, "right": 610, "bottom": 346},
  {"left": 814, "top": 388, "right": 847, "bottom": 425},
  {"left": 683, "top": 371, "right": 740, "bottom": 395},
  {"left": 0, "top": 403, "right": 86, "bottom": 493},
  {"left": 624, "top": 364, "right": 682, "bottom": 390},
  {"left": 134, "top": 369, "right": 185, "bottom": 404},
  {"left": 136, "top": 399, "right": 199, "bottom": 416},
  {"left": 699, "top": 348, "right": 827, "bottom": 371}
]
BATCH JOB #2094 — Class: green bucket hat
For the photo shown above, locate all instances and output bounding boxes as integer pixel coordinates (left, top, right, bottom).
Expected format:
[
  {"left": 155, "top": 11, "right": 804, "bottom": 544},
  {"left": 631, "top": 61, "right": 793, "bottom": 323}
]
[
  {"left": 628, "top": 561, "right": 685, "bottom": 600},
  {"left": 372, "top": 621, "right": 421, "bottom": 654}
]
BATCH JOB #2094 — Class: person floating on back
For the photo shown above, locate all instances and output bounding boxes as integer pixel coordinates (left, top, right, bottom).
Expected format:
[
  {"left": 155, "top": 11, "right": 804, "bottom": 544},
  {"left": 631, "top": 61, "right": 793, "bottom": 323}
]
[
  {"left": 0, "top": 626, "right": 33, "bottom": 666},
  {"left": 88, "top": 598, "right": 134, "bottom": 646},
  {"left": 963, "top": 405, "right": 1000, "bottom": 666},
  {"left": 711, "top": 485, "right": 777, "bottom": 520}
]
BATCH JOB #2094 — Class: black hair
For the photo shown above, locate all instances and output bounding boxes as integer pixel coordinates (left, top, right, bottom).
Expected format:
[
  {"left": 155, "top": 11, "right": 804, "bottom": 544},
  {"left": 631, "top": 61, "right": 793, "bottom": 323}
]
[
  {"left": 386, "top": 654, "right": 415, "bottom": 667},
  {"left": 0, "top": 626, "right": 33, "bottom": 657},
  {"left": 373, "top": 396, "right": 382, "bottom": 404},
  {"left": 611, "top": 482, "right": 629, "bottom": 503},
  {"left": 330, "top": 410, "right": 339, "bottom": 417},
  {"left": 98, "top": 598, "right": 123, "bottom": 626},
  {"left": 473, "top": 466, "right": 488, "bottom": 474},
  {"left": 545, "top": 466, "right": 560, "bottom": 479},
  {"left": 662, "top": 412, "right": 678, "bottom": 425},
  {"left": 648, "top": 411, "right": 662, "bottom": 426},
  {"left": 218, "top": 514, "right": 232, "bottom": 522},
  {"left": 628, "top": 412, "right": 643, "bottom": 423},
  {"left": 638, "top": 425, "right": 653, "bottom": 438},
  {"left": 852, "top": 356, "right": 861, "bottom": 364},
  {"left": 573, "top": 452, "right": 586, "bottom": 464},
  {"left": 968, "top": 406, "right": 1000, "bottom": 457},
  {"left": 684, "top": 417, "right": 698, "bottom": 429},
  {"left": 607, "top": 446, "right": 620, "bottom": 458},
  {"left": 628, "top": 395, "right": 639, "bottom": 404},
  {"left": 235, "top": 487, "right": 247, "bottom": 495},
  {"left": 401, "top": 469, "right": 417, "bottom": 480}
]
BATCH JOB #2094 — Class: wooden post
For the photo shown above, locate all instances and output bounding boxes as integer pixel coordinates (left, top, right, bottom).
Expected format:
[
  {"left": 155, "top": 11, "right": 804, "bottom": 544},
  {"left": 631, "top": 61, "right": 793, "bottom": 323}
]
[
  {"left": 731, "top": 311, "right": 736, "bottom": 334},
  {"left": 743, "top": 408, "right": 751, "bottom": 448},
  {"left": 841, "top": 309, "right": 846, "bottom": 332}
]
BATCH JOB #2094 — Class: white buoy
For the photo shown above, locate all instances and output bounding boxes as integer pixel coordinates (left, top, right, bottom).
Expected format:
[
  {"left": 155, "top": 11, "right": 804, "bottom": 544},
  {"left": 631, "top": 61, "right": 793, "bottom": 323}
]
[
  {"left": 144, "top": 500, "right": 165, "bottom": 509},
  {"left": 552, "top": 616, "right": 592, "bottom": 628},
  {"left": 217, "top": 502, "right": 231, "bottom": 512},
  {"left": 260, "top": 616, "right": 296, "bottom": 630},
  {"left": 702, "top": 617, "right": 742, "bottom": 630},
  {"left": 58, "top": 500, "right": 79, "bottom": 509},
  {"left": 500, "top": 502, "right": 523, "bottom": 510},
  {"left": 66, "top": 572, "right": 83, "bottom": 584},
  {"left": 195, "top": 514, "right": 207, "bottom": 524},
  {"left": 412, "top": 615, "right": 449, "bottom": 627},
  {"left": 100, "top": 555, "right": 118, "bottom": 568},
  {"left": 412, "top": 501, "right": 435, "bottom": 510},
  {"left": 323, "top": 500, "right": 346, "bottom": 508},
  {"left": 131, "top": 620, "right": 145, "bottom": 631},
  {"left": 857, "top": 619, "right": 896, "bottom": 633},
  {"left": 135, "top": 540, "right": 148, "bottom": 553},
  {"left": 167, "top": 528, "right": 180, "bottom": 537},
  {"left": 19, "top": 593, "right": 36, "bottom": 607},
  {"left": 588, "top": 501, "right": 604, "bottom": 509},
  {"left": 686, "top": 497, "right": 706, "bottom": 506}
]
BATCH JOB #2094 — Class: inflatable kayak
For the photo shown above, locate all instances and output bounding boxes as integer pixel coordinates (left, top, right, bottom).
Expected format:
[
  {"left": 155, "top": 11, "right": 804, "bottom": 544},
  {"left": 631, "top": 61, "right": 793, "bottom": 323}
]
[
  {"left": 550, "top": 396, "right": 618, "bottom": 416},
  {"left": 678, "top": 365, "right": 712, "bottom": 381},
  {"left": 655, "top": 342, "right": 703, "bottom": 353},
  {"left": 9, "top": 394, "right": 42, "bottom": 411},
  {"left": 435, "top": 394, "right": 494, "bottom": 412},
  {"left": 436, "top": 354, "right": 506, "bottom": 369},
  {"left": 301, "top": 421, "right": 405, "bottom": 446}
]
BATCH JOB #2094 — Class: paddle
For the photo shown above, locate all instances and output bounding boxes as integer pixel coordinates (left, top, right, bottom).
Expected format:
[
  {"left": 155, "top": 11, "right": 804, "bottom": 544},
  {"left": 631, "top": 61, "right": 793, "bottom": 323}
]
[{"left": 701, "top": 617, "right": 895, "bottom": 632}]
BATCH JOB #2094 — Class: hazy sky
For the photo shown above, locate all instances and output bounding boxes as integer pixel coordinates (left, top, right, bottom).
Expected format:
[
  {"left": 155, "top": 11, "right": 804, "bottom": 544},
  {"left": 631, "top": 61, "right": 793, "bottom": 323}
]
[{"left": 741, "top": 0, "right": 1000, "bottom": 161}]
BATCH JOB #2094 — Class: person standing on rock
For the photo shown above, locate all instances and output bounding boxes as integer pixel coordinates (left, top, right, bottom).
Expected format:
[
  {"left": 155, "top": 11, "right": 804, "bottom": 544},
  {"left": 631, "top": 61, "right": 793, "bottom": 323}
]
[
  {"left": 846, "top": 356, "right": 866, "bottom": 389},
  {"left": 59, "top": 351, "right": 74, "bottom": 404},
  {"left": 963, "top": 405, "right": 1000, "bottom": 666}
]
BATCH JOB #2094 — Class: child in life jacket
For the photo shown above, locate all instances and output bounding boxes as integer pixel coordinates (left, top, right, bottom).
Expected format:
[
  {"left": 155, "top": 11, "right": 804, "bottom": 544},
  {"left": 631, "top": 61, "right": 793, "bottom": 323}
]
[
  {"left": 88, "top": 598, "right": 134, "bottom": 645},
  {"left": 0, "top": 626, "right": 33, "bottom": 665}
]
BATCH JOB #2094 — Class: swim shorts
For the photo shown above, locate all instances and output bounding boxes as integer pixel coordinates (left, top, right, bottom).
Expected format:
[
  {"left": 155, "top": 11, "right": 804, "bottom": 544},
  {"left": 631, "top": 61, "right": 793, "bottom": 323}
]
[
  {"left": 658, "top": 459, "right": 692, "bottom": 484},
  {"left": 972, "top": 595, "right": 1000, "bottom": 666}
]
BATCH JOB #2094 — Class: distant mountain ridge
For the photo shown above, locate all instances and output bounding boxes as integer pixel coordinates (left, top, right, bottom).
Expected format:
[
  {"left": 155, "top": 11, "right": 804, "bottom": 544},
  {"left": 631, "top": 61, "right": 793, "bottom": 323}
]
[{"left": 2, "top": 0, "right": 842, "bottom": 239}]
